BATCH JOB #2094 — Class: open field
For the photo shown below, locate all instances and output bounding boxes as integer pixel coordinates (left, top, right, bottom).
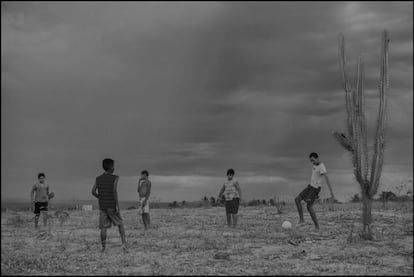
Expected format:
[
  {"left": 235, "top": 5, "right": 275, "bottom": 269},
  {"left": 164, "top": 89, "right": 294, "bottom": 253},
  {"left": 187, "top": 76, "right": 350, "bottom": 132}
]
[{"left": 1, "top": 201, "right": 413, "bottom": 275}]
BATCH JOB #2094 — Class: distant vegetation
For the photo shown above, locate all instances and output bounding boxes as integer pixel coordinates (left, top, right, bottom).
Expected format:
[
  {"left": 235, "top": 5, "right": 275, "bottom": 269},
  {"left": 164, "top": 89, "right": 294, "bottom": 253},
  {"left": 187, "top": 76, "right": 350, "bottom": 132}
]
[
  {"left": 349, "top": 190, "right": 413, "bottom": 203},
  {"left": 3, "top": 186, "right": 412, "bottom": 212}
]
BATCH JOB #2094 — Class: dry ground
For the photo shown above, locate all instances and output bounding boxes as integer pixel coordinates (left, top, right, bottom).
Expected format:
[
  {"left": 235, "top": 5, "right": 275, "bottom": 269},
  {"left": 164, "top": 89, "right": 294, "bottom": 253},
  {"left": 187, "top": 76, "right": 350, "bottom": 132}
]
[{"left": 1, "top": 202, "right": 413, "bottom": 275}]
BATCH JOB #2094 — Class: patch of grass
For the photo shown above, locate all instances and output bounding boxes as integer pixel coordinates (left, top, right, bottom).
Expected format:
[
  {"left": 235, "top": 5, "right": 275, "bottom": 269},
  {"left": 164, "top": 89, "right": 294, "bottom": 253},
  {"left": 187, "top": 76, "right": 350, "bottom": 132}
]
[
  {"left": 6, "top": 215, "right": 26, "bottom": 226},
  {"left": 1, "top": 203, "right": 413, "bottom": 275}
]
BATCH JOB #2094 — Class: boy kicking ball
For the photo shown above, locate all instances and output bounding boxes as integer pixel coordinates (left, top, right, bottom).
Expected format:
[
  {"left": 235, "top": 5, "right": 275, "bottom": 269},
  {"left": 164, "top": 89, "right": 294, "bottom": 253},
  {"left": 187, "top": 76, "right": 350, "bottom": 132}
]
[{"left": 294, "top": 152, "right": 335, "bottom": 230}]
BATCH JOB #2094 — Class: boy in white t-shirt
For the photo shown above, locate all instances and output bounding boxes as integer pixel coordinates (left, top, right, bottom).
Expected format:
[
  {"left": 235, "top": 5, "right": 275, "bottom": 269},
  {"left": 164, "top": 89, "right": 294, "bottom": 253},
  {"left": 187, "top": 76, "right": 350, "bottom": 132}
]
[
  {"left": 30, "top": 173, "right": 53, "bottom": 229},
  {"left": 294, "top": 152, "right": 335, "bottom": 230}
]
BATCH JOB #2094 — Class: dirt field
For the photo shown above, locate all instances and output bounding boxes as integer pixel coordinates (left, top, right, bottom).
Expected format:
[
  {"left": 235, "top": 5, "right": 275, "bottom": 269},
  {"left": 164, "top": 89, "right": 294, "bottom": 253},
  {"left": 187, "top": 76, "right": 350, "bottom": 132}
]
[{"left": 1, "top": 202, "right": 413, "bottom": 275}]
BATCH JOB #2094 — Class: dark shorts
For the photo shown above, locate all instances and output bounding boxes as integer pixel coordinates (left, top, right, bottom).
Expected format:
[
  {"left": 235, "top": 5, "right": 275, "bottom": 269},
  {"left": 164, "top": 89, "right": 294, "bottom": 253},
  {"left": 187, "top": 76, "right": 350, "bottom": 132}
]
[
  {"left": 99, "top": 209, "right": 123, "bottom": 229},
  {"left": 34, "top": 202, "right": 48, "bottom": 214},
  {"left": 298, "top": 184, "right": 321, "bottom": 205},
  {"left": 225, "top": 198, "right": 240, "bottom": 214}
]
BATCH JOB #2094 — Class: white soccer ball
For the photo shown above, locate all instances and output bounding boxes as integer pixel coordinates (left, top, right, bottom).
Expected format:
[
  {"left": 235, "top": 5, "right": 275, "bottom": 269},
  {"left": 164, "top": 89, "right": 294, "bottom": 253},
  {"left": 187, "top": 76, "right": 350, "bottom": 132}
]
[{"left": 282, "top": 220, "right": 292, "bottom": 229}]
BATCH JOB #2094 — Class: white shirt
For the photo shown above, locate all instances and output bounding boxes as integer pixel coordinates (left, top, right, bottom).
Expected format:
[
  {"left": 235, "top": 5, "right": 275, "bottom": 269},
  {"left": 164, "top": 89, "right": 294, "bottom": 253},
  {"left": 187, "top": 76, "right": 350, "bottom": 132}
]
[{"left": 310, "top": 163, "right": 327, "bottom": 188}]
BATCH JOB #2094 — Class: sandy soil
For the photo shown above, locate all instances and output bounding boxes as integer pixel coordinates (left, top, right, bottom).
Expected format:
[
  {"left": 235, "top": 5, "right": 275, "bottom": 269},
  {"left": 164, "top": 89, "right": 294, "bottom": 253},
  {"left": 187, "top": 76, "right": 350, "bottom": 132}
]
[{"left": 1, "top": 202, "right": 413, "bottom": 275}]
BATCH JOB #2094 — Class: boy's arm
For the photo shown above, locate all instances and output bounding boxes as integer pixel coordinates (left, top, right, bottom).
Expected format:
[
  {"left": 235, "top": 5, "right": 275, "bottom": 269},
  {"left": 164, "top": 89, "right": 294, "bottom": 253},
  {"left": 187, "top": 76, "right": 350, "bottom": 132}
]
[
  {"left": 235, "top": 182, "right": 242, "bottom": 200},
  {"left": 145, "top": 181, "right": 151, "bottom": 199},
  {"left": 323, "top": 173, "right": 335, "bottom": 199},
  {"left": 113, "top": 177, "right": 120, "bottom": 212},
  {"left": 91, "top": 180, "right": 99, "bottom": 199},
  {"left": 217, "top": 184, "right": 225, "bottom": 199},
  {"left": 30, "top": 185, "right": 36, "bottom": 203},
  {"left": 142, "top": 181, "right": 151, "bottom": 206},
  {"left": 137, "top": 178, "right": 143, "bottom": 194}
]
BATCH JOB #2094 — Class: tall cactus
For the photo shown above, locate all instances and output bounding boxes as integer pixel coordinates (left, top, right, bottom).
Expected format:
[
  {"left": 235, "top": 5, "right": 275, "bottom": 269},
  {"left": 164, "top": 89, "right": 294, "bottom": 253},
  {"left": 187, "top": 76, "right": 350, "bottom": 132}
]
[{"left": 333, "top": 30, "right": 389, "bottom": 239}]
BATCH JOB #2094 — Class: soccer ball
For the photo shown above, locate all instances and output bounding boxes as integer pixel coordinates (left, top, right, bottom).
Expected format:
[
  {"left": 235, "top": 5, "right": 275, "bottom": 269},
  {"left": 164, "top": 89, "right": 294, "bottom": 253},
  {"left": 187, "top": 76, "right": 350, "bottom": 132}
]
[{"left": 282, "top": 220, "right": 292, "bottom": 229}]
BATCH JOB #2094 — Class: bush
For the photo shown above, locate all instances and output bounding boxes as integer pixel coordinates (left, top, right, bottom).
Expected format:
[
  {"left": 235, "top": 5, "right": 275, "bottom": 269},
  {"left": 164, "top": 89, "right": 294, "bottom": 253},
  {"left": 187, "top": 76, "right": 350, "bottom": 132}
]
[
  {"left": 351, "top": 194, "right": 361, "bottom": 203},
  {"left": 169, "top": 201, "right": 178, "bottom": 208}
]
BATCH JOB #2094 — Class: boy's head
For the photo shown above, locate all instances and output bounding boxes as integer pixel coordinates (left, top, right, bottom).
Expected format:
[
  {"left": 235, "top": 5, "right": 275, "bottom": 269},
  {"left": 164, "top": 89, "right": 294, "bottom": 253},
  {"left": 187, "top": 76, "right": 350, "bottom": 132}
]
[
  {"left": 38, "top": 173, "right": 45, "bottom": 183},
  {"left": 227, "top": 169, "right": 235, "bottom": 180},
  {"left": 141, "top": 170, "right": 149, "bottom": 179},
  {"left": 102, "top": 158, "right": 114, "bottom": 173},
  {"left": 309, "top": 152, "right": 319, "bottom": 165}
]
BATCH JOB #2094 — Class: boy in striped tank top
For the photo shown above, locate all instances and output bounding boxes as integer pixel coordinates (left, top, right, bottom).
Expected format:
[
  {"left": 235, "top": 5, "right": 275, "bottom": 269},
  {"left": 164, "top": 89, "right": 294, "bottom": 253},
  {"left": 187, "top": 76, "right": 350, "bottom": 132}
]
[
  {"left": 91, "top": 158, "right": 127, "bottom": 252},
  {"left": 218, "top": 169, "right": 242, "bottom": 228}
]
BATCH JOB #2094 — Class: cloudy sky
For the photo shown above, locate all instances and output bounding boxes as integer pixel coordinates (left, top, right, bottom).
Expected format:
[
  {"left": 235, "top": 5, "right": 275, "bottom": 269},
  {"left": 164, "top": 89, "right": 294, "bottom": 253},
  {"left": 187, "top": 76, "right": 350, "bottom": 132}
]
[{"left": 2, "top": 2, "right": 413, "bottom": 203}]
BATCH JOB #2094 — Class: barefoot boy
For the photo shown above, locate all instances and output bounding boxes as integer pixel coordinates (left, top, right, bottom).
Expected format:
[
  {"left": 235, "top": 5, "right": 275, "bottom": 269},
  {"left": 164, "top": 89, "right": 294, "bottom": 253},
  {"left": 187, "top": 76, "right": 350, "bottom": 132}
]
[
  {"left": 91, "top": 158, "right": 126, "bottom": 252},
  {"left": 295, "top": 152, "right": 335, "bottom": 230},
  {"left": 137, "top": 170, "right": 151, "bottom": 230},
  {"left": 218, "top": 169, "right": 242, "bottom": 228},
  {"left": 30, "top": 173, "right": 52, "bottom": 229}
]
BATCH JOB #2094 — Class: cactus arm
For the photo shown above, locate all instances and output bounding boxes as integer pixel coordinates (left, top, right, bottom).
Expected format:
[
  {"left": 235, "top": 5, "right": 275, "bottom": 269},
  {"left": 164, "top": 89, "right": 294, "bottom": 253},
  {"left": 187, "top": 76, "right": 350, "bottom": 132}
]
[
  {"left": 356, "top": 56, "right": 370, "bottom": 185},
  {"left": 369, "top": 30, "right": 389, "bottom": 197},
  {"left": 332, "top": 131, "right": 353, "bottom": 151},
  {"left": 338, "top": 33, "right": 355, "bottom": 139},
  {"left": 338, "top": 34, "right": 352, "bottom": 94},
  {"left": 336, "top": 33, "right": 361, "bottom": 188},
  {"left": 354, "top": 56, "right": 364, "bottom": 186}
]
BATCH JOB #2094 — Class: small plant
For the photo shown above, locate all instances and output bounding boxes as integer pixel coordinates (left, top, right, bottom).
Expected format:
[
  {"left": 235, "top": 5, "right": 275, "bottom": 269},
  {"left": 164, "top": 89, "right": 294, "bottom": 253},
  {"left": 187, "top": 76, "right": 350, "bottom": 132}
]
[
  {"left": 346, "top": 223, "right": 354, "bottom": 243},
  {"left": 56, "top": 230, "right": 73, "bottom": 251},
  {"left": 275, "top": 201, "right": 285, "bottom": 214},
  {"left": 54, "top": 210, "right": 70, "bottom": 227}
]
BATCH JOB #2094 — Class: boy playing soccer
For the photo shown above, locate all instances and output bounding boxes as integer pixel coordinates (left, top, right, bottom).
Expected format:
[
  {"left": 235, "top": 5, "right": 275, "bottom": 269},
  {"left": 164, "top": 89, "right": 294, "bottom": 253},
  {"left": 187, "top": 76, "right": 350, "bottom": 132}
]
[
  {"left": 218, "top": 169, "right": 242, "bottom": 228},
  {"left": 295, "top": 152, "right": 335, "bottom": 230},
  {"left": 91, "top": 158, "right": 127, "bottom": 252},
  {"left": 137, "top": 170, "right": 152, "bottom": 230},
  {"left": 30, "top": 173, "right": 53, "bottom": 229}
]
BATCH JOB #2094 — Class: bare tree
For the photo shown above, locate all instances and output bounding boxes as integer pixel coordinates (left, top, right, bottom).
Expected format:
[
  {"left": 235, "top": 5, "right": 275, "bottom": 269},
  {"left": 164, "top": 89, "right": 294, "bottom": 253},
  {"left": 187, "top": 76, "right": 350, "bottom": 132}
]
[{"left": 333, "top": 30, "right": 389, "bottom": 240}]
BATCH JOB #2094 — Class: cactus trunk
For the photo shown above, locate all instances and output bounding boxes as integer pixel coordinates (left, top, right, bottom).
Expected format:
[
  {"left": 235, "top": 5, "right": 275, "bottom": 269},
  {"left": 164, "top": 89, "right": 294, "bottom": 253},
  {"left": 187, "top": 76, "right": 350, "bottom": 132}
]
[
  {"left": 333, "top": 31, "right": 389, "bottom": 240},
  {"left": 361, "top": 195, "right": 373, "bottom": 240}
]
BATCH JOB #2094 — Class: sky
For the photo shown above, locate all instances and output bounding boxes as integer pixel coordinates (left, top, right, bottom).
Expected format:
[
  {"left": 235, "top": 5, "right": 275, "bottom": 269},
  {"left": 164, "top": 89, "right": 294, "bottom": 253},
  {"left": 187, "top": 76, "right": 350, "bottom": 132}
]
[{"left": 2, "top": 2, "right": 413, "bottom": 203}]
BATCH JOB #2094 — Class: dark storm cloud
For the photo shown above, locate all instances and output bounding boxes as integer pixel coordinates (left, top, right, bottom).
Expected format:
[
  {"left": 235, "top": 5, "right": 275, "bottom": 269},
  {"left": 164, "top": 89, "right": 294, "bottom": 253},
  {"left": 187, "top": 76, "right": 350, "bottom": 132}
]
[{"left": 2, "top": 2, "right": 412, "bottom": 202}]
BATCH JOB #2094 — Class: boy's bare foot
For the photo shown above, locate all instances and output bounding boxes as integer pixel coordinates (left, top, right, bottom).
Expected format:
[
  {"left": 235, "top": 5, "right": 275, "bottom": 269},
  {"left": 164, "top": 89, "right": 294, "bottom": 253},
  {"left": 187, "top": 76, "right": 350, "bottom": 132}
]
[
  {"left": 122, "top": 244, "right": 127, "bottom": 252},
  {"left": 101, "top": 247, "right": 106, "bottom": 253}
]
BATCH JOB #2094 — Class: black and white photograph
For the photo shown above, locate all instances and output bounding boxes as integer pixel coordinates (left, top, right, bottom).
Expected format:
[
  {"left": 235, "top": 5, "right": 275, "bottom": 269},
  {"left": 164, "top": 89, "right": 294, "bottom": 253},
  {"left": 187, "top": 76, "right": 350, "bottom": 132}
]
[{"left": 1, "top": 1, "right": 413, "bottom": 275}]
